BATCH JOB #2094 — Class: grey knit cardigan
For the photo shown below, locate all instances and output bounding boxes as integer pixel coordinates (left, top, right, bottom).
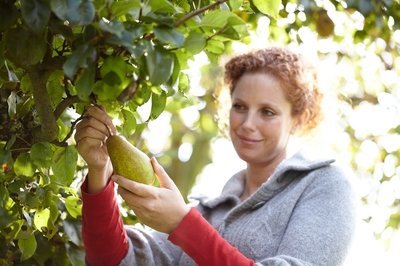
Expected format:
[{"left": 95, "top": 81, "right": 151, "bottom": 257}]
[{"left": 121, "top": 152, "right": 356, "bottom": 266}]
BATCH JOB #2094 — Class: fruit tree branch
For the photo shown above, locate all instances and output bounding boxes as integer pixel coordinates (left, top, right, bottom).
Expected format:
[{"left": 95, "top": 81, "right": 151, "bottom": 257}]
[
  {"left": 174, "top": 0, "right": 228, "bottom": 27},
  {"left": 54, "top": 95, "right": 82, "bottom": 120},
  {"left": 28, "top": 67, "right": 59, "bottom": 142}
]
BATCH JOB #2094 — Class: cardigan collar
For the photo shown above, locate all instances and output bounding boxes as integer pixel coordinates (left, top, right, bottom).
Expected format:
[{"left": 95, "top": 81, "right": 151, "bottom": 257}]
[{"left": 196, "top": 151, "right": 335, "bottom": 209}]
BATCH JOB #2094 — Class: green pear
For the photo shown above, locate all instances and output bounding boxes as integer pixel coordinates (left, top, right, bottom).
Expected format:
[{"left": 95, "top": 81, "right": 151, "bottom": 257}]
[{"left": 106, "top": 135, "right": 156, "bottom": 185}]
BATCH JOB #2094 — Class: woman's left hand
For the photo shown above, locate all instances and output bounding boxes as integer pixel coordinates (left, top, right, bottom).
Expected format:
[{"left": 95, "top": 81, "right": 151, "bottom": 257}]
[{"left": 112, "top": 157, "right": 190, "bottom": 234}]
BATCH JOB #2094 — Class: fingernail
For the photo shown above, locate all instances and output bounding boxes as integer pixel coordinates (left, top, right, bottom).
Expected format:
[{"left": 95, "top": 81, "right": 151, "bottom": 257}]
[{"left": 111, "top": 175, "right": 118, "bottom": 182}]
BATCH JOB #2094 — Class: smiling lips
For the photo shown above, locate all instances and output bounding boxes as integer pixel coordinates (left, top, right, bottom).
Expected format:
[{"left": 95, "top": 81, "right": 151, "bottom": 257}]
[{"left": 237, "top": 134, "right": 262, "bottom": 145}]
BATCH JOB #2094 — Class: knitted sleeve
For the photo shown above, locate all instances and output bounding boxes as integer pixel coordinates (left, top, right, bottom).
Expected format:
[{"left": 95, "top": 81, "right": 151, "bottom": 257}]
[
  {"left": 81, "top": 179, "right": 129, "bottom": 266},
  {"left": 168, "top": 208, "right": 255, "bottom": 266}
]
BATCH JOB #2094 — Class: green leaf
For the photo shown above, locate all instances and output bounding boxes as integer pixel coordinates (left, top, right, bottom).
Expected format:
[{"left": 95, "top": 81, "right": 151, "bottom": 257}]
[
  {"left": 142, "top": 11, "right": 175, "bottom": 25},
  {"left": 76, "top": 64, "right": 95, "bottom": 101},
  {"left": 17, "top": 219, "right": 34, "bottom": 240},
  {"left": 147, "top": 0, "right": 176, "bottom": 14},
  {"left": 226, "top": 14, "right": 246, "bottom": 26},
  {"left": 20, "top": 0, "right": 51, "bottom": 33},
  {"left": 205, "top": 39, "right": 225, "bottom": 54},
  {"left": 18, "top": 234, "right": 37, "bottom": 260},
  {"left": 100, "top": 20, "right": 145, "bottom": 56},
  {"left": 100, "top": 56, "right": 127, "bottom": 83},
  {"left": 106, "top": 27, "right": 145, "bottom": 55},
  {"left": 145, "top": 46, "right": 174, "bottom": 86},
  {"left": 3, "top": 220, "right": 23, "bottom": 239},
  {"left": 150, "top": 89, "right": 167, "bottom": 120},
  {"left": 92, "top": 81, "right": 117, "bottom": 101},
  {"left": 49, "top": 198, "right": 60, "bottom": 224},
  {"left": 34, "top": 208, "right": 50, "bottom": 231},
  {"left": 51, "top": 146, "right": 78, "bottom": 186},
  {"left": 201, "top": 10, "right": 236, "bottom": 28},
  {"left": 63, "top": 43, "right": 95, "bottom": 79},
  {"left": 110, "top": 0, "right": 141, "bottom": 19},
  {"left": 14, "top": 153, "right": 35, "bottom": 177},
  {"left": 0, "top": 183, "right": 9, "bottom": 206},
  {"left": 25, "top": 187, "right": 44, "bottom": 209},
  {"left": 121, "top": 109, "right": 137, "bottom": 136},
  {"left": 133, "top": 83, "right": 152, "bottom": 106},
  {"left": 103, "top": 71, "right": 122, "bottom": 86},
  {"left": 99, "top": 19, "right": 125, "bottom": 38},
  {"left": 178, "top": 73, "right": 189, "bottom": 93},
  {"left": 251, "top": 0, "right": 281, "bottom": 18},
  {"left": 0, "top": 142, "right": 12, "bottom": 164},
  {"left": 65, "top": 196, "right": 82, "bottom": 218},
  {"left": 219, "top": 25, "right": 241, "bottom": 40},
  {"left": 4, "top": 27, "right": 47, "bottom": 67},
  {"left": 154, "top": 27, "right": 185, "bottom": 47},
  {"left": 50, "top": 0, "right": 95, "bottom": 25},
  {"left": 167, "top": 55, "right": 181, "bottom": 88},
  {"left": 229, "top": 0, "right": 243, "bottom": 11},
  {"left": 30, "top": 142, "right": 54, "bottom": 169},
  {"left": 184, "top": 32, "right": 206, "bottom": 54}
]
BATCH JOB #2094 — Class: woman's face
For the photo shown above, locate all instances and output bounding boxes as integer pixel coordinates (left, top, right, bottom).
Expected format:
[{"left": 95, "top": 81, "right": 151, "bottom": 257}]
[{"left": 229, "top": 72, "right": 296, "bottom": 166}]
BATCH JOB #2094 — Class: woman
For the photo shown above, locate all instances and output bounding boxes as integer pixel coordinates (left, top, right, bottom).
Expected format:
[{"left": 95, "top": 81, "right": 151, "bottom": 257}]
[{"left": 74, "top": 47, "right": 356, "bottom": 265}]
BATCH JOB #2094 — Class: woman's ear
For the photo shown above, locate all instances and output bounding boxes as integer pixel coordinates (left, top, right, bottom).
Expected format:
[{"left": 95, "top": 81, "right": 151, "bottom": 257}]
[{"left": 290, "top": 123, "right": 299, "bottom": 134}]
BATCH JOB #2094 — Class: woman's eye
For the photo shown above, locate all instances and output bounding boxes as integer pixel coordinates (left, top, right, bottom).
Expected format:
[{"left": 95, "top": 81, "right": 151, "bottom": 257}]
[
  {"left": 261, "top": 109, "right": 274, "bottom": 116},
  {"left": 232, "top": 103, "right": 245, "bottom": 111}
]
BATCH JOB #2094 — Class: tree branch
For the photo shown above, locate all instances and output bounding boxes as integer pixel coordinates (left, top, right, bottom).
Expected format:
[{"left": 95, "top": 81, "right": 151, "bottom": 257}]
[
  {"left": 28, "top": 67, "right": 59, "bottom": 142},
  {"left": 207, "top": 25, "right": 229, "bottom": 40},
  {"left": 174, "top": 0, "right": 228, "bottom": 27},
  {"left": 52, "top": 115, "right": 84, "bottom": 147},
  {"left": 54, "top": 95, "right": 82, "bottom": 120}
]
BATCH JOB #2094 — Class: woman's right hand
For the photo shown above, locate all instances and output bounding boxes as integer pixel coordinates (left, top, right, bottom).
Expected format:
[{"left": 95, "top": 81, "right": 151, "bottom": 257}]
[{"left": 74, "top": 105, "right": 116, "bottom": 193}]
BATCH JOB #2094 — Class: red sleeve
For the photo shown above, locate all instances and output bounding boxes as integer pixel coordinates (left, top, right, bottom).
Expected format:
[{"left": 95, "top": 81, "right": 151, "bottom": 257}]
[
  {"left": 168, "top": 208, "right": 256, "bottom": 266},
  {"left": 81, "top": 179, "right": 129, "bottom": 266}
]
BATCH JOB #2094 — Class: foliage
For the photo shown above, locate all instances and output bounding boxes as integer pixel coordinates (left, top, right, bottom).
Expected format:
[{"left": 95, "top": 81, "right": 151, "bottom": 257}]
[{"left": 0, "top": 0, "right": 281, "bottom": 264}]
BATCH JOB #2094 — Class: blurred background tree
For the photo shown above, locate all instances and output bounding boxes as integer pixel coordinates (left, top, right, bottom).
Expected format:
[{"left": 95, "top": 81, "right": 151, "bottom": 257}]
[{"left": 0, "top": 0, "right": 399, "bottom": 265}]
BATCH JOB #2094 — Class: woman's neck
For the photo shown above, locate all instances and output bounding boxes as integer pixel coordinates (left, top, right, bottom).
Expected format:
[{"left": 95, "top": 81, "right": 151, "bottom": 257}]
[{"left": 240, "top": 153, "right": 287, "bottom": 201}]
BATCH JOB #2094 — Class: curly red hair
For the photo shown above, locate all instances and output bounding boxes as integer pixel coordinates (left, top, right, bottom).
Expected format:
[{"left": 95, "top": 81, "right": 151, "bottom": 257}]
[{"left": 224, "top": 47, "right": 323, "bottom": 133}]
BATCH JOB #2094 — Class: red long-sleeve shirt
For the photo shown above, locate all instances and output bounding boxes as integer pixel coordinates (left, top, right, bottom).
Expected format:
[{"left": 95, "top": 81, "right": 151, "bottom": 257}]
[{"left": 81, "top": 180, "right": 255, "bottom": 266}]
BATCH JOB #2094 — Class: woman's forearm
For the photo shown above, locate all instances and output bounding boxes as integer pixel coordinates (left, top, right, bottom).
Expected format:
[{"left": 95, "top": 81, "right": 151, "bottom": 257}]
[
  {"left": 81, "top": 179, "right": 129, "bottom": 266},
  {"left": 168, "top": 208, "right": 255, "bottom": 266}
]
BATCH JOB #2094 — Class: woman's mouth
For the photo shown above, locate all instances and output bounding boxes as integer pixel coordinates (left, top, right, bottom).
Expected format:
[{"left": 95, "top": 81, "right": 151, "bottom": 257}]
[{"left": 237, "top": 135, "right": 262, "bottom": 144}]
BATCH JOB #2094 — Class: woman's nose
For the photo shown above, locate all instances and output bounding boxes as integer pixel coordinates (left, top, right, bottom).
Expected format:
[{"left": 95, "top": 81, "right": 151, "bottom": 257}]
[{"left": 241, "top": 112, "right": 257, "bottom": 131}]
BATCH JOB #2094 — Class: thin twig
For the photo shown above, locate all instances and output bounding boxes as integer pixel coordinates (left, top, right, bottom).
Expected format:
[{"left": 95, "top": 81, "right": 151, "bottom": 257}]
[
  {"left": 174, "top": 0, "right": 228, "bottom": 27},
  {"left": 16, "top": 135, "right": 32, "bottom": 147},
  {"left": 207, "top": 25, "right": 229, "bottom": 40},
  {"left": 52, "top": 115, "right": 84, "bottom": 147},
  {"left": 54, "top": 95, "right": 82, "bottom": 120}
]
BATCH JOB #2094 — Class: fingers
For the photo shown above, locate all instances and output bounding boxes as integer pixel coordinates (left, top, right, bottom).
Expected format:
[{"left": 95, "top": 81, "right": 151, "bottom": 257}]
[
  {"left": 112, "top": 175, "right": 156, "bottom": 198},
  {"left": 74, "top": 105, "right": 116, "bottom": 144},
  {"left": 83, "top": 105, "right": 116, "bottom": 136},
  {"left": 75, "top": 119, "right": 107, "bottom": 142},
  {"left": 150, "top": 157, "right": 176, "bottom": 190}
]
